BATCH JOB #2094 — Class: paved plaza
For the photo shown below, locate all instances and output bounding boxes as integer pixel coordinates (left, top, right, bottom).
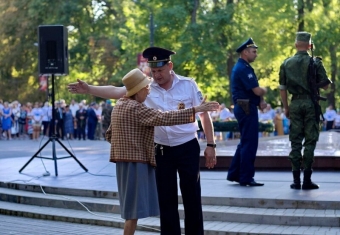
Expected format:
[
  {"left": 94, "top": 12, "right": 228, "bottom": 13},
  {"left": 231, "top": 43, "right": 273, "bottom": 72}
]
[{"left": 0, "top": 132, "right": 339, "bottom": 234}]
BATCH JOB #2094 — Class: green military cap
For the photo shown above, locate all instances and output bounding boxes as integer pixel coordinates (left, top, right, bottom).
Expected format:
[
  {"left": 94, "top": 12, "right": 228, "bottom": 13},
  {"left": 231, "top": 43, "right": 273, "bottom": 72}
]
[{"left": 296, "top": 31, "right": 311, "bottom": 42}]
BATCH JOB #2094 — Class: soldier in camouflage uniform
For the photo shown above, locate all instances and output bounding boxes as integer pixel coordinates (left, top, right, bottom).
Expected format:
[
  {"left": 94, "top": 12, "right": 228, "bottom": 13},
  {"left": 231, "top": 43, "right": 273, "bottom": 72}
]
[{"left": 279, "top": 32, "right": 331, "bottom": 190}]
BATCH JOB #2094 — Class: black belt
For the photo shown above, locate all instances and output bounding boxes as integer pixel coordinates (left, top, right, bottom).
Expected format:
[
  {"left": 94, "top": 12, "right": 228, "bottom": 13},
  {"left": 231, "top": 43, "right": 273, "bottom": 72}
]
[
  {"left": 292, "top": 94, "right": 310, "bottom": 100},
  {"left": 154, "top": 138, "right": 196, "bottom": 156}
]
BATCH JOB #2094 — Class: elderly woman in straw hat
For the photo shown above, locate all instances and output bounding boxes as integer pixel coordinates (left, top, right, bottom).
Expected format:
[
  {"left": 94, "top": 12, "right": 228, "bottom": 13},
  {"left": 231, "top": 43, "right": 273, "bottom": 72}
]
[{"left": 105, "top": 68, "right": 219, "bottom": 235}]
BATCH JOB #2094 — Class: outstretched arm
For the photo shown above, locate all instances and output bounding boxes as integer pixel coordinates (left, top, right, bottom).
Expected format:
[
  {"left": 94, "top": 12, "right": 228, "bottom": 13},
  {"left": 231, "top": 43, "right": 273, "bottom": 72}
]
[{"left": 68, "top": 79, "right": 126, "bottom": 99}]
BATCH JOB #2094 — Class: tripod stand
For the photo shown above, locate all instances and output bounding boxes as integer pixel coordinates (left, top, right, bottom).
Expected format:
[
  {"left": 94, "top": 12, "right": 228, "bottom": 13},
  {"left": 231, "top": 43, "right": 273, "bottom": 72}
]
[{"left": 19, "top": 74, "right": 88, "bottom": 176}]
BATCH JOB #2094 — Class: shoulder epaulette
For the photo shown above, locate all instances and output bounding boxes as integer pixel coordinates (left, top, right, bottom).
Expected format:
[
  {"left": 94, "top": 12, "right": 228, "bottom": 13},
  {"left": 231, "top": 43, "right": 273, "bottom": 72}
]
[{"left": 178, "top": 76, "right": 194, "bottom": 81}]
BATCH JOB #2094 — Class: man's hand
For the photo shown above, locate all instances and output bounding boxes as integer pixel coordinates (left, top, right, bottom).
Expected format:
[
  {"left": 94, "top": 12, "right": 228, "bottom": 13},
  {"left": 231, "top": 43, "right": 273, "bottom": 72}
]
[
  {"left": 284, "top": 107, "right": 290, "bottom": 119},
  {"left": 204, "top": 146, "right": 217, "bottom": 169},
  {"left": 67, "top": 79, "right": 89, "bottom": 94}
]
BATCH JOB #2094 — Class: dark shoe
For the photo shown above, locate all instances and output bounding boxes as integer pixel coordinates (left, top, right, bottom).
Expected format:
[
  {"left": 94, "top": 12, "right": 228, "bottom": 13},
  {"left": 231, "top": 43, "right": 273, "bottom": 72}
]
[
  {"left": 302, "top": 183, "right": 319, "bottom": 190},
  {"left": 290, "top": 183, "right": 301, "bottom": 189},
  {"left": 240, "top": 181, "right": 264, "bottom": 186},
  {"left": 227, "top": 176, "right": 239, "bottom": 183},
  {"left": 302, "top": 170, "right": 319, "bottom": 190},
  {"left": 290, "top": 170, "right": 301, "bottom": 190}
]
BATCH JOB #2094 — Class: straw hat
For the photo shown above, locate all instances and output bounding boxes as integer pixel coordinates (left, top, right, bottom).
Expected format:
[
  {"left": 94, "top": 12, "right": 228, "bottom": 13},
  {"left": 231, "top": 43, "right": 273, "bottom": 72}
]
[{"left": 122, "top": 69, "right": 152, "bottom": 97}]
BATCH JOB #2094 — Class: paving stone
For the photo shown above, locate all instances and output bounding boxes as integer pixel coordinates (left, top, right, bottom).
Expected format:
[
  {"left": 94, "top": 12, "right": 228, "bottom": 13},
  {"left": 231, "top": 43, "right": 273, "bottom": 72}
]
[{"left": 1, "top": 135, "right": 340, "bottom": 234}]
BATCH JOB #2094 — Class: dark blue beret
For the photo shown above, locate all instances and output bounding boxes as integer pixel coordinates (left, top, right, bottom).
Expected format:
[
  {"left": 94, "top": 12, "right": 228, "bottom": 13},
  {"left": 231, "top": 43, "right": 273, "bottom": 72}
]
[
  {"left": 142, "top": 47, "right": 176, "bottom": 68},
  {"left": 236, "top": 38, "right": 258, "bottom": 53}
]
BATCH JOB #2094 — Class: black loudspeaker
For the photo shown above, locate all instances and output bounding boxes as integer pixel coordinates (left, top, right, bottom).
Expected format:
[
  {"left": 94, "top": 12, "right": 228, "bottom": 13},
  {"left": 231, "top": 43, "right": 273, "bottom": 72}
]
[{"left": 38, "top": 25, "right": 68, "bottom": 75}]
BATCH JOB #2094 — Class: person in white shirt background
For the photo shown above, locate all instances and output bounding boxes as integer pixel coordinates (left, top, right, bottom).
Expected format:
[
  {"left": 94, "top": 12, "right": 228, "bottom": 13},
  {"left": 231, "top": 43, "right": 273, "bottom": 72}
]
[
  {"left": 332, "top": 109, "right": 340, "bottom": 129},
  {"left": 31, "top": 102, "right": 43, "bottom": 141},
  {"left": 41, "top": 102, "right": 52, "bottom": 137},
  {"left": 323, "top": 105, "right": 337, "bottom": 131}
]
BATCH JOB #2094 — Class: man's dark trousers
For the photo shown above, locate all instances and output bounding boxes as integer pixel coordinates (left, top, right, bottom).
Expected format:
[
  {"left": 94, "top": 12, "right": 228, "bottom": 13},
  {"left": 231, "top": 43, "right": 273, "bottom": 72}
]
[
  {"left": 227, "top": 104, "right": 259, "bottom": 183},
  {"left": 155, "top": 138, "right": 203, "bottom": 235}
]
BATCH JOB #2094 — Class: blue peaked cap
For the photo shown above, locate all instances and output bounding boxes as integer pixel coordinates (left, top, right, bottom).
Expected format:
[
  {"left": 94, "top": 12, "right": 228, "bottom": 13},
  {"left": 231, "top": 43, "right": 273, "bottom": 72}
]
[
  {"left": 236, "top": 38, "right": 258, "bottom": 53},
  {"left": 142, "top": 47, "right": 176, "bottom": 68}
]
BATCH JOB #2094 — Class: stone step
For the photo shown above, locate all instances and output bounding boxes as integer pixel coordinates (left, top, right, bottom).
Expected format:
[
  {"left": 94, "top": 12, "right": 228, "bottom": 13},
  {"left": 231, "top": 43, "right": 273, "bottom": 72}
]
[
  {"left": 3, "top": 182, "right": 340, "bottom": 210},
  {"left": 0, "top": 201, "right": 339, "bottom": 235},
  {"left": 0, "top": 214, "right": 158, "bottom": 235},
  {"left": 1, "top": 186, "right": 340, "bottom": 227},
  {"left": 0, "top": 200, "right": 160, "bottom": 233},
  {"left": 0, "top": 182, "right": 119, "bottom": 199},
  {"left": 0, "top": 187, "right": 121, "bottom": 214}
]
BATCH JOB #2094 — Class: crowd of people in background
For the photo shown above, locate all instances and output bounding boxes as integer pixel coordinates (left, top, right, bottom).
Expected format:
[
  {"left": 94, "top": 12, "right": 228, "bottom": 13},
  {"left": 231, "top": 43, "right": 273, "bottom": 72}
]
[
  {"left": 207, "top": 103, "right": 340, "bottom": 142},
  {"left": 0, "top": 98, "right": 338, "bottom": 142},
  {"left": 0, "top": 98, "right": 113, "bottom": 141},
  {"left": 208, "top": 103, "right": 290, "bottom": 141}
]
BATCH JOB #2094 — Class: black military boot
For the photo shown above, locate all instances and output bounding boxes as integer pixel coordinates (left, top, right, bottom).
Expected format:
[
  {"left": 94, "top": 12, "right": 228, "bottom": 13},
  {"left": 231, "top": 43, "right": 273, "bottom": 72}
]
[
  {"left": 302, "top": 169, "right": 319, "bottom": 190},
  {"left": 290, "top": 170, "right": 301, "bottom": 189}
]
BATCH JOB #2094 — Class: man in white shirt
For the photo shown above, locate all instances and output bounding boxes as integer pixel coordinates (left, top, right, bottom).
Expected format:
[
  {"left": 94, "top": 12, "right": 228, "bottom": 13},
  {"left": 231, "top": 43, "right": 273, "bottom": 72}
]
[
  {"left": 67, "top": 47, "right": 216, "bottom": 235},
  {"left": 219, "top": 103, "right": 233, "bottom": 121},
  {"left": 323, "top": 105, "right": 337, "bottom": 131}
]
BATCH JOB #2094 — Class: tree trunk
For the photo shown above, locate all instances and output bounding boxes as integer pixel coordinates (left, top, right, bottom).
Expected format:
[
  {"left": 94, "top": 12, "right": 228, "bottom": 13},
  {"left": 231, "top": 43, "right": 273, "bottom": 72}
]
[
  {"left": 327, "top": 43, "right": 337, "bottom": 109},
  {"left": 191, "top": 0, "right": 199, "bottom": 24},
  {"left": 297, "top": 0, "right": 305, "bottom": 31}
]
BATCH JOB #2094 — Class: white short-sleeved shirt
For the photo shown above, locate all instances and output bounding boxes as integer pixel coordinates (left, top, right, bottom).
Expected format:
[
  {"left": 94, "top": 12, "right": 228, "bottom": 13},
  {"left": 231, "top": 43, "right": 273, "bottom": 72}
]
[
  {"left": 219, "top": 108, "right": 232, "bottom": 121},
  {"left": 95, "top": 108, "right": 102, "bottom": 116},
  {"left": 324, "top": 109, "right": 337, "bottom": 121},
  {"left": 70, "top": 103, "right": 79, "bottom": 117},
  {"left": 41, "top": 106, "right": 52, "bottom": 122},
  {"left": 334, "top": 114, "right": 340, "bottom": 127},
  {"left": 144, "top": 71, "right": 204, "bottom": 146},
  {"left": 31, "top": 107, "right": 43, "bottom": 122}
]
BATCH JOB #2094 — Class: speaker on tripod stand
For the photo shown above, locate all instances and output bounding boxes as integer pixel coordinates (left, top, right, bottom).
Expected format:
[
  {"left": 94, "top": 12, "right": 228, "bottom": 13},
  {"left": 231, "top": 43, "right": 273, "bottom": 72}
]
[{"left": 19, "top": 25, "right": 87, "bottom": 176}]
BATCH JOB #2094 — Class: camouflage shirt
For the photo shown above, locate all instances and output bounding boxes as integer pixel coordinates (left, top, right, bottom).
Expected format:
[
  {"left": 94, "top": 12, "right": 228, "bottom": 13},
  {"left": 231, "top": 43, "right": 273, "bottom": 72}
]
[{"left": 279, "top": 51, "right": 330, "bottom": 94}]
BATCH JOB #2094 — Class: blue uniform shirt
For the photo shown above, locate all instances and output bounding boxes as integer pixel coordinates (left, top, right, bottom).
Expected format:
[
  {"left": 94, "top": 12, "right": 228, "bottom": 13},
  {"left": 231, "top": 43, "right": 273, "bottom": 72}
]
[{"left": 231, "top": 58, "right": 260, "bottom": 106}]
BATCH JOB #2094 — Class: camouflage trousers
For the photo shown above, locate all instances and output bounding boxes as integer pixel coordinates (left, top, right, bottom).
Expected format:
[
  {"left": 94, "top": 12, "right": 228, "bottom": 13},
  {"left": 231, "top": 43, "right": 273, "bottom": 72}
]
[{"left": 288, "top": 99, "right": 320, "bottom": 170}]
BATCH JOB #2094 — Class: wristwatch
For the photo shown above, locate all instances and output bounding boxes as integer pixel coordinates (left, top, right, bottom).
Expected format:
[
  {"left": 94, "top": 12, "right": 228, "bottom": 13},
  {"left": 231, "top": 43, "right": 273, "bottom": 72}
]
[{"left": 207, "top": 143, "right": 217, "bottom": 148}]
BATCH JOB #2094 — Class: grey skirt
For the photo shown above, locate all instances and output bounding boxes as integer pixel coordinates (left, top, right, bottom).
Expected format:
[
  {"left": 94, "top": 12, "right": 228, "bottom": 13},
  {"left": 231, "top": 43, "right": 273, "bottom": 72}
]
[{"left": 116, "top": 162, "right": 159, "bottom": 219}]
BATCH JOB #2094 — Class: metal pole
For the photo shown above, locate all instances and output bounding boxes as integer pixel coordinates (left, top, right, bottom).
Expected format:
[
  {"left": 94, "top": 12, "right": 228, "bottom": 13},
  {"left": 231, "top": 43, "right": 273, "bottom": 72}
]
[
  {"left": 149, "top": 11, "right": 154, "bottom": 47},
  {"left": 51, "top": 74, "right": 58, "bottom": 176}
]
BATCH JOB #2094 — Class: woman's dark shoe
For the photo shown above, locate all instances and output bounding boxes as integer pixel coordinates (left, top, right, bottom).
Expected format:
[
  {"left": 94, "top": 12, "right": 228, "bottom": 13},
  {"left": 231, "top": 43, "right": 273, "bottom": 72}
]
[{"left": 240, "top": 181, "right": 264, "bottom": 186}]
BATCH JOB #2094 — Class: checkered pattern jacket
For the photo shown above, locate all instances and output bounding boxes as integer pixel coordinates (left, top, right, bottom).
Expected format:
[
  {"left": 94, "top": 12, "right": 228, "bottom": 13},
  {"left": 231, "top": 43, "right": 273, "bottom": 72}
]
[{"left": 106, "top": 98, "right": 195, "bottom": 166}]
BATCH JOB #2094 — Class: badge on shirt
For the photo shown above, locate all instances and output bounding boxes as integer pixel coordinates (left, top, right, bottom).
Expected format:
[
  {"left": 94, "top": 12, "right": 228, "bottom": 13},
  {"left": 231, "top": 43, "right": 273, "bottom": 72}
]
[
  {"left": 248, "top": 74, "right": 253, "bottom": 79},
  {"left": 197, "top": 91, "right": 203, "bottom": 101},
  {"left": 178, "top": 102, "right": 185, "bottom": 110}
]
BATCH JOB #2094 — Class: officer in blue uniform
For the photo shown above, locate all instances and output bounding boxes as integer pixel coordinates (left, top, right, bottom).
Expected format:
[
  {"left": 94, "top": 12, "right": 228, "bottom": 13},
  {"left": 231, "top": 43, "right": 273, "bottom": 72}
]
[{"left": 227, "top": 38, "right": 267, "bottom": 186}]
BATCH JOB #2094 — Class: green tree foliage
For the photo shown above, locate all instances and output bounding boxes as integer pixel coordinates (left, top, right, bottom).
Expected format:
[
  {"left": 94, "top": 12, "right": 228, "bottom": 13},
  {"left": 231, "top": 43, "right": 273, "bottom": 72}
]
[{"left": 0, "top": 0, "right": 339, "bottom": 111}]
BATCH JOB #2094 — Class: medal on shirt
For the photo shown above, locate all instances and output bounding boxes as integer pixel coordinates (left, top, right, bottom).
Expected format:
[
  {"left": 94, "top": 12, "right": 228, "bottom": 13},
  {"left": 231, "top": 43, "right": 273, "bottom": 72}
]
[{"left": 178, "top": 102, "right": 185, "bottom": 110}]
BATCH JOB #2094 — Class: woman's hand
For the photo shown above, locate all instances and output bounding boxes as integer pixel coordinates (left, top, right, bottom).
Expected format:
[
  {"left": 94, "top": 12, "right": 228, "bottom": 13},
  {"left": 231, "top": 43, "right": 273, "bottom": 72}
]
[
  {"left": 194, "top": 96, "right": 220, "bottom": 113},
  {"left": 67, "top": 79, "right": 90, "bottom": 94}
]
